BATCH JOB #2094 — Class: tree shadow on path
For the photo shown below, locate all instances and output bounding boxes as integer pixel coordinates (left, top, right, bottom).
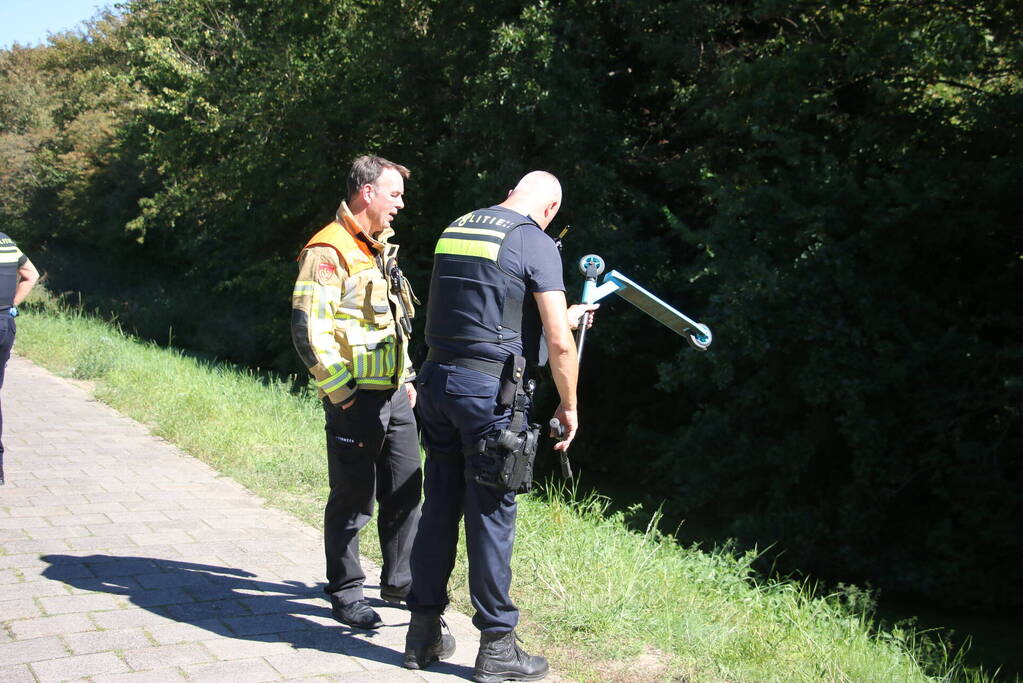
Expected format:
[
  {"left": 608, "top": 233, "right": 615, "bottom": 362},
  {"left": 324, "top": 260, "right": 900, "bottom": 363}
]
[{"left": 40, "top": 553, "right": 474, "bottom": 679}]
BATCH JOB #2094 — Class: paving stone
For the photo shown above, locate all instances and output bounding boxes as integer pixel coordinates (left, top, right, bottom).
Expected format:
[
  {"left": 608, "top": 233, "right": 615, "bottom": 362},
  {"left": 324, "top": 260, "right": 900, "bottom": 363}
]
[
  {"left": 0, "top": 664, "right": 37, "bottom": 683},
  {"left": 63, "top": 627, "right": 154, "bottom": 655},
  {"left": 68, "top": 503, "right": 128, "bottom": 515},
  {"left": 0, "top": 528, "right": 29, "bottom": 542},
  {"left": 67, "top": 535, "right": 136, "bottom": 551},
  {"left": 2, "top": 538, "right": 71, "bottom": 555},
  {"left": 181, "top": 657, "right": 283, "bottom": 683},
  {"left": 346, "top": 671, "right": 434, "bottom": 683},
  {"left": 86, "top": 523, "right": 152, "bottom": 537},
  {"left": 0, "top": 518, "right": 51, "bottom": 533},
  {"left": 129, "top": 531, "right": 195, "bottom": 546},
  {"left": 45, "top": 514, "right": 112, "bottom": 527},
  {"left": 0, "top": 636, "right": 68, "bottom": 666},
  {"left": 0, "top": 598, "right": 43, "bottom": 620},
  {"left": 133, "top": 572, "right": 212, "bottom": 592},
  {"left": 122, "top": 642, "right": 212, "bottom": 670},
  {"left": 223, "top": 612, "right": 324, "bottom": 637},
  {"left": 92, "top": 670, "right": 188, "bottom": 683},
  {"left": 7, "top": 506, "right": 70, "bottom": 518},
  {"left": 0, "top": 580, "right": 70, "bottom": 601},
  {"left": 91, "top": 608, "right": 175, "bottom": 631},
  {"left": 9, "top": 613, "right": 95, "bottom": 639},
  {"left": 266, "top": 650, "right": 366, "bottom": 677},
  {"left": 30, "top": 651, "right": 129, "bottom": 682},
  {"left": 105, "top": 511, "right": 170, "bottom": 524},
  {"left": 199, "top": 635, "right": 294, "bottom": 660},
  {"left": 0, "top": 553, "right": 51, "bottom": 571},
  {"left": 87, "top": 558, "right": 160, "bottom": 578},
  {"left": 38, "top": 593, "right": 124, "bottom": 614},
  {"left": 129, "top": 587, "right": 194, "bottom": 608},
  {"left": 25, "top": 525, "right": 92, "bottom": 540},
  {"left": 145, "top": 619, "right": 229, "bottom": 645},
  {"left": 163, "top": 599, "right": 252, "bottom": 622}
]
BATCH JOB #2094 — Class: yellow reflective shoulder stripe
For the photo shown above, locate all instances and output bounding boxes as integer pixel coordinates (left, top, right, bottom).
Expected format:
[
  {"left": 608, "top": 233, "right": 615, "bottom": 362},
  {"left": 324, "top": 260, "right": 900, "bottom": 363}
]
[
  {"left": 435, "top": 237, "right": 500, "bottom": 261},
  {"left": 0, "top": 249, "right": 22, "bottom": 264},
  {"left": 441, "top": 226, "right": 507, "bottom": 240}
]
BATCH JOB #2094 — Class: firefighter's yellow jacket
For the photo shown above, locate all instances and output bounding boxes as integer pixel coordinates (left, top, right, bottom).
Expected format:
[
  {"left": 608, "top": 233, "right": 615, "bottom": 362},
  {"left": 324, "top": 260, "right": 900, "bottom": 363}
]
[{"left": 291, "top": 201, "right": 416, "bottom": 406}]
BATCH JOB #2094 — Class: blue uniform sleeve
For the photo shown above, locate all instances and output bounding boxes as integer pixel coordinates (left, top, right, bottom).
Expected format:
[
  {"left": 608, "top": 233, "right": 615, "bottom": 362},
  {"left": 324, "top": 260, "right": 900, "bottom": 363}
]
[{"left": 500, "top": 225, "right": 565, "bottom": 293}]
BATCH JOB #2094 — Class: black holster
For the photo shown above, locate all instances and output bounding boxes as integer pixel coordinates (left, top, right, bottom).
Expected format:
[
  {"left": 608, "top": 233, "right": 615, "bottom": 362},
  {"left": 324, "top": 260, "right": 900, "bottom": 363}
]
[{"left": 468, "top": 355, "right": 539, "bottom": 494}]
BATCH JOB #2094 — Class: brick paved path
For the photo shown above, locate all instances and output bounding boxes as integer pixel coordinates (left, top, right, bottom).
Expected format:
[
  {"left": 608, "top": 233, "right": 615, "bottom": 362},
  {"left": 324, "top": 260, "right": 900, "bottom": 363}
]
[{"left": 0, "top": 354, "right": 527, "bottom": 682}]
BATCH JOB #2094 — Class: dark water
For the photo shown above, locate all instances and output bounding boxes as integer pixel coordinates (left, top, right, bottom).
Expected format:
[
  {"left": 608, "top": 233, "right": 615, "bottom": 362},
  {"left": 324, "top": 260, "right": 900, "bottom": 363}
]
[{"left": 539, "top": 465, "right": 1023, "bottom": 681}]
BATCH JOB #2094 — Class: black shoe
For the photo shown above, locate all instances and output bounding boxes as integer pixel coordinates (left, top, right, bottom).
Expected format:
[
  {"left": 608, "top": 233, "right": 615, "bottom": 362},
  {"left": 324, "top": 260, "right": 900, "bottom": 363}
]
[
  {"left": 380, "top": 583, "right": 410, "bottom": 605},
  {"left": 330, "top": 597, "right": 383, "bottom": 629},
  {"left": 473, "top": 629, "right": 549, "bottom": 683},
  {"left": 403, "top": 613, "right": 456, "bottom": 670}
]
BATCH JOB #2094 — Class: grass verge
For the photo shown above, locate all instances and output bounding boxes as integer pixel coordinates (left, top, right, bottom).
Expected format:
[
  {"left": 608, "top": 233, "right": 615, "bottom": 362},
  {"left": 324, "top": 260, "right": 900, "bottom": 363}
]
[{"left": 12, "top": 291, "right": 994, "bottom": 682}]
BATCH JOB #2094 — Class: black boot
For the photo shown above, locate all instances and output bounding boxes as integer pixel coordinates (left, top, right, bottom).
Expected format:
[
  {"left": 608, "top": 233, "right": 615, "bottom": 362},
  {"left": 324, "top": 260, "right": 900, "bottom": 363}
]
[
  {"left": 404, "top": 612, "right": 456, "bottom": 670},
  {"left": 473, "top": 630, "right": 549, "bottom": 683}
]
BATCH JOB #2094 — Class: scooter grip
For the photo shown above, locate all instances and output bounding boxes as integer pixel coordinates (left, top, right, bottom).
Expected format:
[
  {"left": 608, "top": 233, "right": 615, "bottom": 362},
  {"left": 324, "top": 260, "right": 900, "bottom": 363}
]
[{"left": 549, "top": 419, "right": 573, "bottom": 478}]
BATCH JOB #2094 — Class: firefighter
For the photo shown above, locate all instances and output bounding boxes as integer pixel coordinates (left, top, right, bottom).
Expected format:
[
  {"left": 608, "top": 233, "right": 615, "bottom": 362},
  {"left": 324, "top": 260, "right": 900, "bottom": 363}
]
[
  {"left": 291, "top": 156, "right": 421, "bottom": 629},
  {"left": 0, "top": 231, "right": 40, "bottom": 486}
]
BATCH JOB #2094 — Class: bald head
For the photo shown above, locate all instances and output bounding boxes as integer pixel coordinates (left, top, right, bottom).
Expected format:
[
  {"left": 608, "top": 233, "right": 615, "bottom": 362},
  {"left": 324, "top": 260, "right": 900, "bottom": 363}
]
[{"left": 499, "top": 171, "right": 562, "bottom": 230}]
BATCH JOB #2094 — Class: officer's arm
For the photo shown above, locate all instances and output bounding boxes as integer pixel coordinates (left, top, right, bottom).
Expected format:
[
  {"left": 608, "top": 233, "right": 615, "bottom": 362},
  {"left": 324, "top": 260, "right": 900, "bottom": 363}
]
[
  {"left": 291, "top": 248, "right": 359, "bottom": 407},
  {"left": 13, "top": 258, "right": 39, "bottom": 306},
  {"left": 535, "top": 289, "right": 579, "bottom": 450}
]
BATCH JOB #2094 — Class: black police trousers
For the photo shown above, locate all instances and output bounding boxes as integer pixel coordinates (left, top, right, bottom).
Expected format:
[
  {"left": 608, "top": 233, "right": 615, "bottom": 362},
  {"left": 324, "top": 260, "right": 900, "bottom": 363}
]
[
  {"left": 322, "top": 386, "right": 422, "bottom": 604},
  {"left": 406, "top": 361, "right": 525, "bottom": 632}
]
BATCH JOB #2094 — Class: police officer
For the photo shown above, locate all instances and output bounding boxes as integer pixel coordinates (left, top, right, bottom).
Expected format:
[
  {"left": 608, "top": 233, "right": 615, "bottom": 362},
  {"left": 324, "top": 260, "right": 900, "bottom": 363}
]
[
  {"left": 291, "top": 156, "right": 422, "bottom": 629},
  {"left": 403, "top": 171, "right": 596, "bottom": 682},
  {"left": 0, "top": 232, "right": 40, "bottom": 486}
]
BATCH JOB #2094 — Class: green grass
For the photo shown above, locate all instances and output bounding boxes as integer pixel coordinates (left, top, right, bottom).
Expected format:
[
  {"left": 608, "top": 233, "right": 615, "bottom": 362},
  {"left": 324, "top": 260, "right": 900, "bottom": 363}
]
[{"left": 13, "top": 290, "right": 995, "bottom": 683}]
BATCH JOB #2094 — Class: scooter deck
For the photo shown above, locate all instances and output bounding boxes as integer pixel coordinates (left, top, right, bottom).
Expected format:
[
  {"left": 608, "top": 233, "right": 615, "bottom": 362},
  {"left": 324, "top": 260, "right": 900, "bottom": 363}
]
[{"left": 599, "top": 270, "right": 703, "bottom": 338}]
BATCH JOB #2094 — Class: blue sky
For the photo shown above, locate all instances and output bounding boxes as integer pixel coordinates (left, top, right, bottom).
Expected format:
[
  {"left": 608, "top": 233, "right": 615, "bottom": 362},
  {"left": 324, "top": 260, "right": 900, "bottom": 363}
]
[{"left": 0, "top": 0, "right": 115, "bottom": 50}]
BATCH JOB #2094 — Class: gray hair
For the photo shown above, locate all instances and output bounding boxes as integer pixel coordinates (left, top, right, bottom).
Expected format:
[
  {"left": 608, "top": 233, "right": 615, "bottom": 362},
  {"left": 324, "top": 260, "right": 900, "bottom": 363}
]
[{"left": 346, "top": 155, "right": 410, "bottom": 200}]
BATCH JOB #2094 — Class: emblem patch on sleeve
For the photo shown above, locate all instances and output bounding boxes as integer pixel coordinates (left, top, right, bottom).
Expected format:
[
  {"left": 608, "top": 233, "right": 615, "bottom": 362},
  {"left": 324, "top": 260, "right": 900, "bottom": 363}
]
[{"left": 315, "top": 262, "right": 339, "bottom": 285}]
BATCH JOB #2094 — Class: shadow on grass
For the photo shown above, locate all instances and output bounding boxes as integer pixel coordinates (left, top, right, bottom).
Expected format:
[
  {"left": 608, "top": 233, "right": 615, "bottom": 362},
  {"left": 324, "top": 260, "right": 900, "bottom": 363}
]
[{"left": 40, "top": 553, "right": 474, "bottom": 680}]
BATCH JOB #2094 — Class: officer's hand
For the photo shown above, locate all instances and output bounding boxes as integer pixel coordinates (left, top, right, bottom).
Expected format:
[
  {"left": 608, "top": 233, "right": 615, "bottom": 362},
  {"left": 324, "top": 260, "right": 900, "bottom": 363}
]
[
  {"left": 567, "top": 303, "right": 599, "bottom": 331},
  {"left": 405, "top": 382, "right": 417, "bottom": 409},
  {"left": 552, "top": 404, "right": 578, "bottom": 451}
]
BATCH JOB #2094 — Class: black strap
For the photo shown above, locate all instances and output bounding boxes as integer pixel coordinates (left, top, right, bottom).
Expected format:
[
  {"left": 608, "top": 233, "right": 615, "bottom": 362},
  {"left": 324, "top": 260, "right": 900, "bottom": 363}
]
[{"left": 426, "top": 349, "right": 504, "bottom": 378}]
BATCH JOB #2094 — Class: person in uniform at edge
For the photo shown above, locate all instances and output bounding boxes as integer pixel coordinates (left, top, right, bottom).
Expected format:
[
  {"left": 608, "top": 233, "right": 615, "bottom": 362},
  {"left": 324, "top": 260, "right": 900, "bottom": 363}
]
[
  {"left": 291, "top": 155, "right": 422, "bottom": 629},
  {"left": 403, "top": 171, "right": 597, "bottom": 682},
  {"left": 0, "top": 232, "right": 40, "bottom": 486}
]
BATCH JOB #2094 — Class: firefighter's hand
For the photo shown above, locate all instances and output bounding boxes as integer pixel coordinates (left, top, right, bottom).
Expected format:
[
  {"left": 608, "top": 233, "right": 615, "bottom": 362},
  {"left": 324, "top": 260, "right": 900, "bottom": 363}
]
[
  {"left": 552, "top": 404, "right": 578, "bottom": 451},
  {"left": 567, "top": 303, "right": 599, "bottom": 331},
  {"left": 340, "top": 397, "right": 357, "bottom": 410},
  {"left": 405, "top": 382, "right": 417, "bottom": 409}
]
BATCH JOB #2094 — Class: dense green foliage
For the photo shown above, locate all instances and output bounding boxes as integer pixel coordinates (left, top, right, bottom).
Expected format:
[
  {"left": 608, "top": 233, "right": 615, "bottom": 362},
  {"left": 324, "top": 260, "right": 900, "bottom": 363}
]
[{"left": 2, "top": 0, "right": 1020, "bottom": 619}]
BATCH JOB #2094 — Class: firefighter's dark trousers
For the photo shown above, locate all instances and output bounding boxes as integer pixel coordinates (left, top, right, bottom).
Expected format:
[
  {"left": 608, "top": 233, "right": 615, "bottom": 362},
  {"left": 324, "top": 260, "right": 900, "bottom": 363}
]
[{"left": 322, "top": 386, "right": 422, "bottom": 604}]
